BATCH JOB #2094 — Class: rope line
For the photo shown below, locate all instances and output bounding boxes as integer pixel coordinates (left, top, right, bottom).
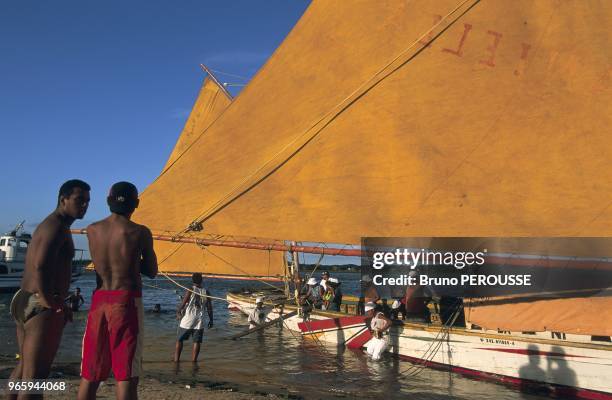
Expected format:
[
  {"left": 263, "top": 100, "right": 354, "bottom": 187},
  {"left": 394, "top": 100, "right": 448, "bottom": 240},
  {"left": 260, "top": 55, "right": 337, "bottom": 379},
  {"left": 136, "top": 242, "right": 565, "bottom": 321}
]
[{"left": 209, "top": 68, "right": 250, "bottom": 81}]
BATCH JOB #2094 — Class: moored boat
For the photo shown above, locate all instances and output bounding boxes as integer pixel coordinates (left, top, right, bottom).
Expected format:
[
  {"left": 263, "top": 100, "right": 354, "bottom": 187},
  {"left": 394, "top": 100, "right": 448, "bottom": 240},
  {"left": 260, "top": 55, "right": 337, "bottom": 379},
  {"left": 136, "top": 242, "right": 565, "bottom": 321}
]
[
  {"left": 227, "top": 290, "right": 612, "bottom": 399},
  {"left": 1, "top": 221, "right": 84, "bottom": 292}
]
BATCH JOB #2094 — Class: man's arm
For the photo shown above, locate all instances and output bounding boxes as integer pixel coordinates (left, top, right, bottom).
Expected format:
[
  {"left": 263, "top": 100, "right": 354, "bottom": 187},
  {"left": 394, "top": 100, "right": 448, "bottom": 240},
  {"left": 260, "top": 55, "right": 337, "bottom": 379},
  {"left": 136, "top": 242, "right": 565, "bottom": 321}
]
[
  {"left": 176, "top": 290, "right": 190, "bottom": 319},
  {"left": 29, "top": 223, "right": 64, "bottom": 310},
  {"left": 140, "top": 226, "right": 158, "bottom": 279},
  {"left": 79, "top": 295, "right": 85, "bottom": 306},
  {"left": 247, "top": 310, "right": 260, "bottom": 327},
  {"left": 206, "top": 289, "right": 213, "bottom": 328}
]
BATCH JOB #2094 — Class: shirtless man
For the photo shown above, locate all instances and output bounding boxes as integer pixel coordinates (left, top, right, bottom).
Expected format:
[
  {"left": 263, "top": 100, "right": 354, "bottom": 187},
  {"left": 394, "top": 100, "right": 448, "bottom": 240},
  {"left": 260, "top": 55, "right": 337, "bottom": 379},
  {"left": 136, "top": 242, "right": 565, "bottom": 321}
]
[
  {"left": 77, "top": 182, "right": 157, "bottom": 400},
  {"left": 9, "top": 179, "right": 90, "bottom": 399}
]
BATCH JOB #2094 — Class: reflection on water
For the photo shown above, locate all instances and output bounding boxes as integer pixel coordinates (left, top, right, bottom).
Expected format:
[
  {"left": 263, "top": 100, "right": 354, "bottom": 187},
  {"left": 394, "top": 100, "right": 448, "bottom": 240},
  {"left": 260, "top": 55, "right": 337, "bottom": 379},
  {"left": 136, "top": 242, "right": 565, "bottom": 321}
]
[{"left": 0, "top": 272, "right": 545, "bottom": 399}]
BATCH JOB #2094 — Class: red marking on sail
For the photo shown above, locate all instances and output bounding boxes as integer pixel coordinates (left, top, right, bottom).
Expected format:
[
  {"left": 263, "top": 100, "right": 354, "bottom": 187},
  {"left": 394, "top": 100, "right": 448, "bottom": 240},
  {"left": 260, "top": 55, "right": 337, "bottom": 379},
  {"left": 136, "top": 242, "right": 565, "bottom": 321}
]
[
  {"left": 476, "top": 348, "right": 594, "bottom": 359},
  {"left": 442, "top": 23, "right": 472, "bottom": 57},
  {"left": 479, "top": 30, "right": 503, "bottom": 67}
]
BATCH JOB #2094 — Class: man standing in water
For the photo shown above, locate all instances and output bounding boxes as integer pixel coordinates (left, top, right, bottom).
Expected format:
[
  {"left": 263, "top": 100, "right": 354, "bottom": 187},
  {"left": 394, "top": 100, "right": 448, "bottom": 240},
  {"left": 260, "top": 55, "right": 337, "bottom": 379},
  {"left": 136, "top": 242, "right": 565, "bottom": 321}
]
[
  {"left": 65, "top": 287, "right": 85, "bottom": 312},
  {"left": 78, "top": 182, "right": 157, "bottom": 400},
  {"left": 9, "top": 179, "right": 90, "bottom": 398},
  {"left": 174, "top": 273, "right": 213, "bottom": 362}
]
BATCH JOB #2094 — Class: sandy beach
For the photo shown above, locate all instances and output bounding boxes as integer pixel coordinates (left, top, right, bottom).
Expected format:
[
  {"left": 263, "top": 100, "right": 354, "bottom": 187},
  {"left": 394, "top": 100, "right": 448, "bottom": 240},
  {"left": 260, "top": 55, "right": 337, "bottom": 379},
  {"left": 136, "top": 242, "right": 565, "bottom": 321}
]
[{"left": 0, "top": 360, "right": 296, "bottom": 400}]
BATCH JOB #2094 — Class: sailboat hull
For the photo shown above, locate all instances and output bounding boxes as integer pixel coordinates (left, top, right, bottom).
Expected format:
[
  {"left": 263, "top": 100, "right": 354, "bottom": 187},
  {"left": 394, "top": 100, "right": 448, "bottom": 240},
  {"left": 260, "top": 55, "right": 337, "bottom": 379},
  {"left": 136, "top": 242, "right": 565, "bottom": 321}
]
[{"left": 227, "top": 292, "right": 612, "bottom": 399}]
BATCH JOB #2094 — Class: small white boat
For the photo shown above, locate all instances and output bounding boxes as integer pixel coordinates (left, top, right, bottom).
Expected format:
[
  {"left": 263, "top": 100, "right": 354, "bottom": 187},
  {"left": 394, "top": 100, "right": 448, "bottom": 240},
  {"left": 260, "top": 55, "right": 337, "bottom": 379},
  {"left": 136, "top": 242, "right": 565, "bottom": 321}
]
[{"left": 0, "top": 221, "right": 83, "bottom": 292}]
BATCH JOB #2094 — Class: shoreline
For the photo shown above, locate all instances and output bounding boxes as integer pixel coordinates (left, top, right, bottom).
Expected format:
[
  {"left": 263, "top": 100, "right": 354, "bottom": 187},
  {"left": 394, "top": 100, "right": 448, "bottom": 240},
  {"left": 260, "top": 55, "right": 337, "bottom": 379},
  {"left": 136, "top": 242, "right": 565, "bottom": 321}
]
[{"left": 0, "top": 360, "right": 304, "bottom": 399}]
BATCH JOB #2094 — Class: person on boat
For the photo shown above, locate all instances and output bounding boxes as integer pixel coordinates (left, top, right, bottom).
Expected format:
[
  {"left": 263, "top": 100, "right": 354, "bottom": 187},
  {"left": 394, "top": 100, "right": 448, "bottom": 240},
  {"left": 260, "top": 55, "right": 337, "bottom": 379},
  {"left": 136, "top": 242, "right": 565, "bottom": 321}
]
[
  {"left": 247, "top": 297, "right": 267, "bottom": 329},
  {"left": 390, "top": 299, "right": 404, "bottom": 320},
  {"left": 9, "top": 179, "right": 90, "bottom": 391},
  {"left": 174, "top": 273, "right": 213, "bottom": 363},
  {"left": 301, "top": 277, "right": 324, "bottom": 309},
  {"left": 366, "top": 310, "right": 392, "bottom": 361},
  {"left": 78, "top": 181, "right": 158, "bottom": 400},
  {"left": 322, "top": 281, "right": 334, "bottom": 310},
  {"left": 380, "top": 298, "right": 392, "bottom": 317},
  {"left": 320, "top": 271, "right": 330, "bottom": 291},
  {"left": 65, "top": 287, "right": 85, "bottom": 312},
  {"left": 403, "top": 278, "right": 428, "bottom": 320},
  {"left": 362, "top": 274, "right": 380, "bottom": 304},
  {"left": 327, "top": 277, "right": 342, "bottom": 311},
  {"left": 364, "top": 302, "right": 376, "bottom": 318}
]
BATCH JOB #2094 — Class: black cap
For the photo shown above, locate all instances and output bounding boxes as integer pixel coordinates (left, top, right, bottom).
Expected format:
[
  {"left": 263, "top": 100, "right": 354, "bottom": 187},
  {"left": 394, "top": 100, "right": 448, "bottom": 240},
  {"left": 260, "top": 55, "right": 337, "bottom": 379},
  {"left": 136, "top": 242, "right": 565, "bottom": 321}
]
[{"left": 107, "top": 181, "right": 138, "bottom": 215}]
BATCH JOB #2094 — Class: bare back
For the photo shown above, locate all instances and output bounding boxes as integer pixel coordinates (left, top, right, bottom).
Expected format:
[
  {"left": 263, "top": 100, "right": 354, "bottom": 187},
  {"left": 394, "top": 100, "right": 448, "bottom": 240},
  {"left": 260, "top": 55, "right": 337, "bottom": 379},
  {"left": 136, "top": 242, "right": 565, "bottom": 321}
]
[{"left": 88, "top": 214, "right": 157, "bottom": 291}]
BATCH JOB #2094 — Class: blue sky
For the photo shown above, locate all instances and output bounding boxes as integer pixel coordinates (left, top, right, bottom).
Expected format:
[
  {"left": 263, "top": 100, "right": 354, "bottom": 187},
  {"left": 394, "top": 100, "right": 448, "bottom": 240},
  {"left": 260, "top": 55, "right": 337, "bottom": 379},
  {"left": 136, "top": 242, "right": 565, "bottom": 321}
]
[{"left": 0, "top": 1, "right": 310, "bottom": 255}]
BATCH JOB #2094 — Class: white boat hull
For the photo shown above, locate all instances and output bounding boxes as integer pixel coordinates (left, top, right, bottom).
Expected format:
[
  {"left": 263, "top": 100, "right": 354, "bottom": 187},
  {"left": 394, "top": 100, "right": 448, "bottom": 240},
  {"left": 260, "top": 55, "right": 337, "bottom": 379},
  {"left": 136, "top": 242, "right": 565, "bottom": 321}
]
[
  {"left": 0, "top": 266, "right": 83, "bottom": 292},
  {"left": 227, "top": 293, "right": 612, "bottom": 399}
]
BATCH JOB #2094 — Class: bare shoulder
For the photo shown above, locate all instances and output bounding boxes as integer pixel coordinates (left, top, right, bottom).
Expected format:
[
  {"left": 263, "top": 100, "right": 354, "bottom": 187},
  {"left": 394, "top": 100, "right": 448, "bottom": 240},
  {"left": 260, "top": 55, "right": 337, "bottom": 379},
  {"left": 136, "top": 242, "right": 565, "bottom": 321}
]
[
  {"left": 34, "top": 214, "right": 64, "bottom": 240},
  {"left": 87, "top": 220, "right": 101, "bottom": 231},
  {"left": 136, "top": 223, "right": 153, "bottom": 239},
  {"left": 86, "top": 219, "right": 107, "bottom": 237}
]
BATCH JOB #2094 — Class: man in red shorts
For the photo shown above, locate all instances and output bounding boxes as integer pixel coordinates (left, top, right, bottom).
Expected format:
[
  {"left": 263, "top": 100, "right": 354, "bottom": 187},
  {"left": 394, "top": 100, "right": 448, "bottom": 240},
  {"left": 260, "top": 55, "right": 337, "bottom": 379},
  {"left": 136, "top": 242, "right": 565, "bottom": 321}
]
[{"left": 78, "top": 182, "right": 158, "bottom": 400}]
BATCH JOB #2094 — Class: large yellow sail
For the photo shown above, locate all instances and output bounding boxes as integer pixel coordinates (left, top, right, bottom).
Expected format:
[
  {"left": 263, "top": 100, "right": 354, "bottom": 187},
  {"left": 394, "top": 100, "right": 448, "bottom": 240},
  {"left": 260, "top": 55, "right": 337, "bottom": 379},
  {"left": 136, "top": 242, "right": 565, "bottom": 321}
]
[
  {"left": 162, "top": 75, "right": 232, "bottom": 173},
  {"left": 136, "top": 1, "right": 611, "bottom": 244},
  {"left": 134, "top": 1, "right": 611, "bottom": 331},
  {"left": 135, "top": 73, "right": 286, "bottom": 277}
]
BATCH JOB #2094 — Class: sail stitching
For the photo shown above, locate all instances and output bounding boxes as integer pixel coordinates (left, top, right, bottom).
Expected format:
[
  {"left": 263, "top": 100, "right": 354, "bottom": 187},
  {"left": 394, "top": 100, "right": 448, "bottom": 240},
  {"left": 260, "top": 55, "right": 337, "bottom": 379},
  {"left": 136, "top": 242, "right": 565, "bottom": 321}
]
[{"left": 182, "top": 0, "right": 482, "bottom": 233}]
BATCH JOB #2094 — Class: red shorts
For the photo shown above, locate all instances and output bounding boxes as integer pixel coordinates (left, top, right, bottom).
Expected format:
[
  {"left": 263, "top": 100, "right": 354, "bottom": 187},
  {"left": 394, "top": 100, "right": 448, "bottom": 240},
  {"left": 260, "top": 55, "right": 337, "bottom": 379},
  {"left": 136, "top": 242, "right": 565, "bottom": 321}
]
[{"left": 81, "top": 290, "right": 143, "bottom": 381}]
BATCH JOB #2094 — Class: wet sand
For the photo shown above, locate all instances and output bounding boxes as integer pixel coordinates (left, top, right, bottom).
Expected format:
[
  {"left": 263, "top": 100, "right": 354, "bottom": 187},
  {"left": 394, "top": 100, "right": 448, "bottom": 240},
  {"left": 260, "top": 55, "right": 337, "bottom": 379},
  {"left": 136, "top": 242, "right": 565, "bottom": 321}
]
[{"left": 0, "top": 360, "right": 297, "bottom": 400}]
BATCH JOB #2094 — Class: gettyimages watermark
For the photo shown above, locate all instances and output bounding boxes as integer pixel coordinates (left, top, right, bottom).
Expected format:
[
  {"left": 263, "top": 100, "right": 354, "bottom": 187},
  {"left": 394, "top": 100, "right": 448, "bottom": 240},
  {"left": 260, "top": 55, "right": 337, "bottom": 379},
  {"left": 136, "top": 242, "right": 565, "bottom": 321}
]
[{"left": 360, "top": 237, "right": 612, "bottom": 300}]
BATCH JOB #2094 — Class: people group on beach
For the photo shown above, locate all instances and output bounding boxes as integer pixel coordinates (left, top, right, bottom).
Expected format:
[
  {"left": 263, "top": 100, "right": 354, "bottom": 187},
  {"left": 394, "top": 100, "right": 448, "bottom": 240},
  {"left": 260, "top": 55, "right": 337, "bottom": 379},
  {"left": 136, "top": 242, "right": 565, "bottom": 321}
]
[
  {"left": 9, "top": 180, "right": 158, "bottom": 400},
  {"left": 8, "top": 181, "right": 397, "bottom": 398}
]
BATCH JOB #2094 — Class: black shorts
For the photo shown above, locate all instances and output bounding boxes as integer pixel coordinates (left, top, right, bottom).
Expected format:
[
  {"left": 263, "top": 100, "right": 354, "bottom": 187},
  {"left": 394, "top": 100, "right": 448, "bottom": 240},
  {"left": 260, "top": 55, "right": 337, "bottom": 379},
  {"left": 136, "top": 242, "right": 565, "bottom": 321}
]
[
  {"left": 177, "top": 327, "right": 204, "bottom": 343},
  {"left": 10, "top": 289, "right": 49, "bottom": 325}
]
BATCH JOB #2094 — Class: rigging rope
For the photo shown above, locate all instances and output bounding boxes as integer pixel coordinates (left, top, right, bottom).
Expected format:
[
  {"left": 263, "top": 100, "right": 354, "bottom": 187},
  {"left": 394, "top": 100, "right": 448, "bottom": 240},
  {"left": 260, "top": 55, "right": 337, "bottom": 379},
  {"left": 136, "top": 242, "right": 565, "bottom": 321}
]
[
  {"left": 201, "top": 245, "right": 285, "bottom": 292},
  {"left": 209, "top": 68, "right": 250, "bottom": 81},
  {"left": 398, "top": 301, "right": 464, "bottom": 377}
]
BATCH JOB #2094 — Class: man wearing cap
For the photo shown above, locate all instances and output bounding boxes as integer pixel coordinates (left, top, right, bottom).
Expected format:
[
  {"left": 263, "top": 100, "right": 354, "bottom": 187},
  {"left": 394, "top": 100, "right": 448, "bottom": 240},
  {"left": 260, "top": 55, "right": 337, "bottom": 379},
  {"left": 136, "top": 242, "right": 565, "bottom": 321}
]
[
  {"left": 301, "top": 277, "right": 324, "bottom": 309},
  {"left": 248, "top": 297, "right": 267, "bottom": 329},
  {"left": 327, "top": 277, "right": 342, "bottom": 311},
  {"left": 366, "top": 310, "right": 392, "bottom": 361},
  {"left": 390, "top": 299, "right": 404, "bottom": 320},
  {"left": 78, "top": 182, "right": 158, "bottom": 400}
]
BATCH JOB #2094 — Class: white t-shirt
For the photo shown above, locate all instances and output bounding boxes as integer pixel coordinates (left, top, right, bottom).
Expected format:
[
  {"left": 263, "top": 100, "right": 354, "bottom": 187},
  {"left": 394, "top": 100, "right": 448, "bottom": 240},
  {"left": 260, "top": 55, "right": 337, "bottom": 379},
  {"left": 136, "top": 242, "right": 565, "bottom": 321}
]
[
  {"left": 248, "top": 306, "right": 267, "bottom": 329},
  {"left": 371, "top": 312, "right": 388, "bottom": 331},
  {"left": 179, "top": 286, "right": 208, "bottom": 330},
  {"left": 320, "top": 278, "right": 328, "bottom": 291}
]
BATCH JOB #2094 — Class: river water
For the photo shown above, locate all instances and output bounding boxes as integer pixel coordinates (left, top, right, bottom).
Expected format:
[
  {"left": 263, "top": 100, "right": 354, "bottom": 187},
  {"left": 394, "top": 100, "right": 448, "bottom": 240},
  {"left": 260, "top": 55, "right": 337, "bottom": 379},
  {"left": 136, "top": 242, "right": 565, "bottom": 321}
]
[{"left": 0, "top": 272, "right": 546, "bottom": 399}]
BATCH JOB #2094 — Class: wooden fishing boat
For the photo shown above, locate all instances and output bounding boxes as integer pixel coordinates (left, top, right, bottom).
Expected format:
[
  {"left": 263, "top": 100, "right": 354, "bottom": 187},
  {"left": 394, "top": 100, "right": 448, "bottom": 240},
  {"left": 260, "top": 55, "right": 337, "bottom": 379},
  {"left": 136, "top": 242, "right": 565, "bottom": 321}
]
[{"left": 227, "top": 290, "right": 612, "bottom": 400}]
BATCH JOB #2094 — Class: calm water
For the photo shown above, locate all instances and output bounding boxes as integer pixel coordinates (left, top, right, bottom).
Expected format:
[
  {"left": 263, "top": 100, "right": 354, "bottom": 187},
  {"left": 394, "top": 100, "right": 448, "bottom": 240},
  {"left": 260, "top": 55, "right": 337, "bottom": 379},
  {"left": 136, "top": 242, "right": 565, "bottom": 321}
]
[{"left": 0, "top": 272, "right": 546, "bottom": 399}]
